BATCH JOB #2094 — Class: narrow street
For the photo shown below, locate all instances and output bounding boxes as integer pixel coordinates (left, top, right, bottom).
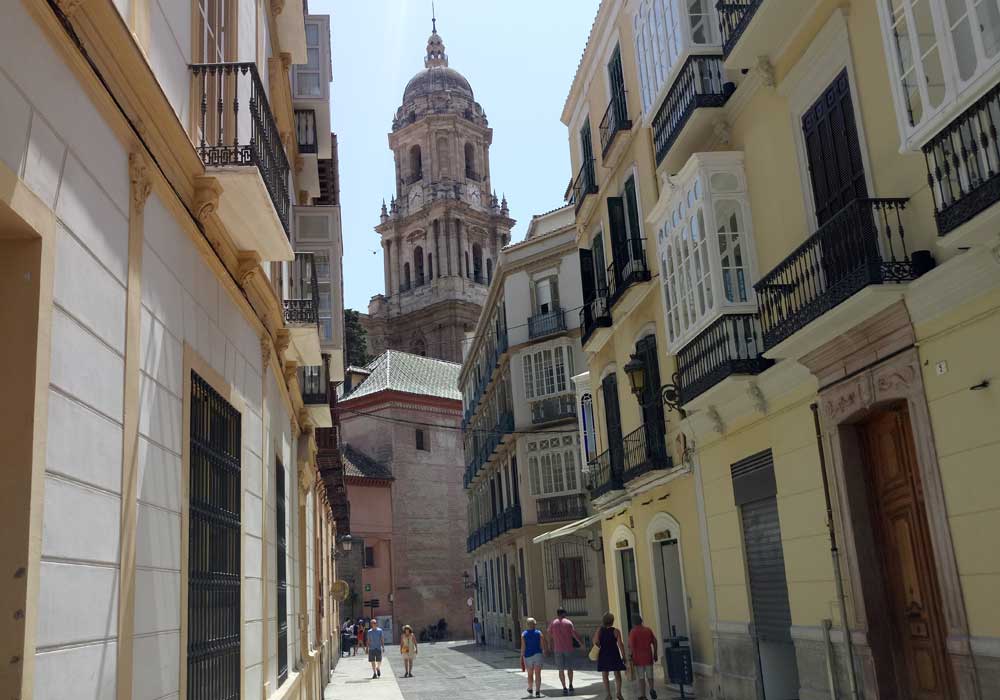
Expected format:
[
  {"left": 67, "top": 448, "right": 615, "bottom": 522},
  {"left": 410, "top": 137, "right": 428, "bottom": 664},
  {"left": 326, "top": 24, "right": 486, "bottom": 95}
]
[{"left": 327, "top": 641, "right": 670, "bottom": 700}]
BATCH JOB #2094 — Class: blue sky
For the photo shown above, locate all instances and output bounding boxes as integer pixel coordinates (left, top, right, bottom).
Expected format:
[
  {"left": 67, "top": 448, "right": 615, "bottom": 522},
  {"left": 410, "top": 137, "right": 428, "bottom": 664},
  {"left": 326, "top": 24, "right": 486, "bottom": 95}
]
[{"left": 311, "top": 0, "right": 601, "bottom": 311}]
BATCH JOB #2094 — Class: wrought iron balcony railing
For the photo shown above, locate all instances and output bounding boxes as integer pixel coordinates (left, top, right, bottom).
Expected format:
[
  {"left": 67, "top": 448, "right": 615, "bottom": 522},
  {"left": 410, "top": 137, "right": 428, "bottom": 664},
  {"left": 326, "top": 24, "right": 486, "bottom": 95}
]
[
  {"left": 652, "top": 55, "right": 731, "bottom": 166},
  {"left": 530, "top": 394, "right": 577, "bottom": 425},
  {"left": 298, "top": 363, "right": 328, "bottom": 405},
  {"left": 621, "top": 423, "right": 672, "bottom": 484},
  {"left": 572, "top": 158, "right": 598, "bottom": 214},
  {"left": 283, "top": 252, "right": 319, "bottom": 325},
  {"left": 607, "top": 240, "right": 652, "bottom": 306},
  {"left": 295, "top": 109, "right": 317, "bottom": 154},
  {"left": 528, "top": 308, "right": 567, "bottom": 339},
  {"left": 580, "top": 292, "right": 612, "bottom": 346},
  {"left": 190, "top": 62, "right": 291, "bottom": 237},
  {"left": 536, "top": 493, "right": 589, "bottom": 524},
  {"left": 717, "top": 0, "right": 762, "bottom": 58},
  {"left": 585, "top": 446, "right": 623, "bottom": 500},
  {"left": 676, "top": 313, "right": 774, "bottom": 404},
  {"left": 600, "top": 90, "right": 632, "bottom": 158},
  {"left": 923, "top": 81, "right": 1000, "bottom": 236},
  {"left": 755, "top": 198, "right": 917, "bottom": 350}
]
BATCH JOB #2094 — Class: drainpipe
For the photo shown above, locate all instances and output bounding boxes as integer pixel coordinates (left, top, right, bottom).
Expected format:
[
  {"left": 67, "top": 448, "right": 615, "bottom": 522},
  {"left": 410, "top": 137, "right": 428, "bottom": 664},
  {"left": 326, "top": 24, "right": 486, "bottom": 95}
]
[{"left": 811, "top": 403, "right": 860, "bottom": 700}]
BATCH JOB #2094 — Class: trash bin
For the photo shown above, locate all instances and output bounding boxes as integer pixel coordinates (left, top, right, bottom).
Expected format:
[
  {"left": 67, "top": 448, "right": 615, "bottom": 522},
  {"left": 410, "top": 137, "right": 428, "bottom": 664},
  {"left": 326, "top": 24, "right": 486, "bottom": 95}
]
[{"left": 663, "top": 628, "right": 694, "bottom": 698}]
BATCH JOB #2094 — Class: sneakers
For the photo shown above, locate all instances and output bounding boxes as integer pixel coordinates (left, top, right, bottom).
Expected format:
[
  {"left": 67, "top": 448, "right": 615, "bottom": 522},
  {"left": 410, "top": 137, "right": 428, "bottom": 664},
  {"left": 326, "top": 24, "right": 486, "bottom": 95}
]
[
  {"left": 563, "top": 690, "right": 569, "bottom": 697},
  {"left": 371, "top": 672, "right": 378, "bottom": 679},
  {"left": 376, "top": 669, "right": 381, "bottom": 678},
  {"left": 568, "top": 686, "right": 574, "bottom": 695},
  {"left": 535, "top": 693, "right": 542, "bottom": 698},
  {"left": 650, "top": 690, "right": 658, "bottom": 700}
]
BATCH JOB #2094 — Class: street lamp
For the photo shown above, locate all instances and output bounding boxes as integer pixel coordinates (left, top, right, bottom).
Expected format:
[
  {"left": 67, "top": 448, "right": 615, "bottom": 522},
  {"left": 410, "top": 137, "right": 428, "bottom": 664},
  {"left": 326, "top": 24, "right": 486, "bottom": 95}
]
[
  {"left": 624, "top": 354, "right": 685, "bottom": 417},
  {"left": 332, "top": 534, "right": 353, "bottom": 560},
  {"left": 461, "top": 571, "right": 477, "bottom": 590}
]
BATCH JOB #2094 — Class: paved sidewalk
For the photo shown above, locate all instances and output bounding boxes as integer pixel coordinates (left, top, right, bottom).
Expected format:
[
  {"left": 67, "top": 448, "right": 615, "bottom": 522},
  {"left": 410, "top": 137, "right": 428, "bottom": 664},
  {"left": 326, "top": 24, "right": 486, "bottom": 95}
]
[{"left": 326, "top": 640, "right": 675, "bottom": 700}]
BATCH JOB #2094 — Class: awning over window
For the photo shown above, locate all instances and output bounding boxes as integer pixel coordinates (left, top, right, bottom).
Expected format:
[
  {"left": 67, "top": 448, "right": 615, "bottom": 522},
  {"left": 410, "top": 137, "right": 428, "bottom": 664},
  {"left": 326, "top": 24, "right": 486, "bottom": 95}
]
[{"left": 532, "top": 512, "right": 605, "bottom": 544}]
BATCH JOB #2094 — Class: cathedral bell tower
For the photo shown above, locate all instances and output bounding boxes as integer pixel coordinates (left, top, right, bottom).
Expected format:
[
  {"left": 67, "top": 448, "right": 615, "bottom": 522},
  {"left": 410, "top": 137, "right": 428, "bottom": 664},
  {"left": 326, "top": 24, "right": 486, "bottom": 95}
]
[{"left": 364, "top": 19, "right": 514, "bottom": 363}]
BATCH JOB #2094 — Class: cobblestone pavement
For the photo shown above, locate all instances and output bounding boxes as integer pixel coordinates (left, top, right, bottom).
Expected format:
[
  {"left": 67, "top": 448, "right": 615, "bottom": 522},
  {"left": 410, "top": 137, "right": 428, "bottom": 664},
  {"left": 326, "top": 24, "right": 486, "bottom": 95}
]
[{"left": 327, "top": 640, "right": 674, "bottom": 700}]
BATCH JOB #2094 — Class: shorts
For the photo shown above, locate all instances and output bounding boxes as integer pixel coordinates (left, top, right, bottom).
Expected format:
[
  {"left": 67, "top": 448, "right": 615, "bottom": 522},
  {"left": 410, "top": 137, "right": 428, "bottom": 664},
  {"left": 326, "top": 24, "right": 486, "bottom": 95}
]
[
  {"left": 553, "top": 651, "right": 572, "bottom": 670},
  {"left": 524, "top": 654, "right": 543, "bottom": 669},
  {"left": 368, "top": 648, "right": 383, "bottom": 663},
  {"left": 633, "top": 663, "right": 654, "bottom": 680}
]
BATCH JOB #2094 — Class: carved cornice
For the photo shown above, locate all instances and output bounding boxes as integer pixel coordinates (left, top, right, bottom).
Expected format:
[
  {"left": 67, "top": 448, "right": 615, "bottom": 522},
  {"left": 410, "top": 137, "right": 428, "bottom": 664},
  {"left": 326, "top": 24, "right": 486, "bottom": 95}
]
[
  {"left": 261, "top": 333, "right": 273, "bottom": 369},
  {"left": 283, "top": 359, "right": 298, "bottom": 386},
  {"left": 193, "top": 176, "right": 223, "bottom": 223},
  {"left": 756, "top": 56, "right": 776, "bottom": 88},
  {"left": 237, "top": 251, "right": 262, "bottom": 288},
  {"left": 275, "top": 329, "right": 291, "bottom": 357},
  {"left": 56, "top": 0, "right": 89, "bottom": 17},
  {"left": 271, "top": 0, "right": 286, "bottom": 16},
  {"left": 280, "top": 52, "right": 292, "bottom": 72},
  {"left": 129, "top": 152, "right": 153, "bottom": 211}
]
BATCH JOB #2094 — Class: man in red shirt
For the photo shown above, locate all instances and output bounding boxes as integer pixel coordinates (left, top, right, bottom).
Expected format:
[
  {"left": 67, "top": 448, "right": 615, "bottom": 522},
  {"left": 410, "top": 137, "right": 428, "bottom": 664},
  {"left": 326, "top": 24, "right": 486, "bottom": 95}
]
[
  {"left": 547, "top": 608, "right": 583, "bottom": 695},
  {"left": 627, "top": 615, "right": 658, "bottom": 700}
]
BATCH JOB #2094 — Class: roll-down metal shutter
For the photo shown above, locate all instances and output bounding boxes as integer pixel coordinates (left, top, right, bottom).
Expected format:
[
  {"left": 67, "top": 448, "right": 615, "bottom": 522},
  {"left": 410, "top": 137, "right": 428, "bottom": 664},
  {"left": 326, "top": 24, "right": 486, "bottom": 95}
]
[{"left": 732, "top": 450, "right": 793, "bottom": 644}]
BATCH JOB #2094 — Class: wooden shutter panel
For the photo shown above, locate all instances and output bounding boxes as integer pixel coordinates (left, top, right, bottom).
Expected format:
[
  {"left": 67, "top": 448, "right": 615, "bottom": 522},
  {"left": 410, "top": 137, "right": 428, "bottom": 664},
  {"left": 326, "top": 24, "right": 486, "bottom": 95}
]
[
  {"left": 579, "top": 249, "right": 595, "bottom": 301},
  {"left": 607, "top": 196, "right": 628, "bottom": 249}
]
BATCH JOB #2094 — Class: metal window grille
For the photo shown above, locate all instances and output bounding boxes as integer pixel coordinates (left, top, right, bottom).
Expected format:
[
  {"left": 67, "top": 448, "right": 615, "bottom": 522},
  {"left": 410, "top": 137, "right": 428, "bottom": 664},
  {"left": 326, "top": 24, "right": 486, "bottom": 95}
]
[
  {"left": 188, "top": 371, "right": 241, "bottom": 700},
  {"left": 276, "top": 460, "right": 288, "bottom": 686},
  {"left": 544, "top": 536, "right": 593, "bottom": 590}
]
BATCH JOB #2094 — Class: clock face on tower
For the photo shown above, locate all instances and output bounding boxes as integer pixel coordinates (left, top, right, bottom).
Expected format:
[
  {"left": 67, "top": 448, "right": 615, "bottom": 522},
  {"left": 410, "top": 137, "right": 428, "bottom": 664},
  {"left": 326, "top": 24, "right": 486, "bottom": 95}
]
[{"left": 466, "top": 183, "right": 481, "bottom": 205}]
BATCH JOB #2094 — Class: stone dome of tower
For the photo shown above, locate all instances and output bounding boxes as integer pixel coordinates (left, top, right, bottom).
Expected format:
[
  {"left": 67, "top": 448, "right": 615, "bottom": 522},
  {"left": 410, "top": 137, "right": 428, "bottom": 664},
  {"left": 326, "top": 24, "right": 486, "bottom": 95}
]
[{"left": 401, "top": 26, "right": 473, "bottom": 103}]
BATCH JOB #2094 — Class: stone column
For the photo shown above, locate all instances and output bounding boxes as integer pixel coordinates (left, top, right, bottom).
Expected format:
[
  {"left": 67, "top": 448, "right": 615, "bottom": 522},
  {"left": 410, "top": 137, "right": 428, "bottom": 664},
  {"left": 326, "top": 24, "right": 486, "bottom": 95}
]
[
  {"left": 455, "top": 218, "right": 464, "bottom": 277},
  {"left": 444, "top": 219, "right": 453, "bottom": 276},
  {"left": 395, "top": 236, "right": 403, "bottom": 293},
  {"left": 383, "top": 240, "right": 392, "bottom": 296}
]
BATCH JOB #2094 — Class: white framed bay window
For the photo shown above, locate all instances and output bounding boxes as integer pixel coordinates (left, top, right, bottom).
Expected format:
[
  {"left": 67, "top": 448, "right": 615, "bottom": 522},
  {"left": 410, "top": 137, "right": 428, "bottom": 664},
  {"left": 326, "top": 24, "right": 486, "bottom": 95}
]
[
  {"left": 522, "top": 344, "right": 574, "bottom": 400},
  {"left": 656, "top": 152, "right": 758, "bottom": 352},
  {"left": 526, "top": 435, "right": 582, "bottom": 496},
  {"left": 633, "top": 0, "right": 720, "bottom": 117},
  {"left": 878, "top": 0, "right": 1000, "bottom": 149}
]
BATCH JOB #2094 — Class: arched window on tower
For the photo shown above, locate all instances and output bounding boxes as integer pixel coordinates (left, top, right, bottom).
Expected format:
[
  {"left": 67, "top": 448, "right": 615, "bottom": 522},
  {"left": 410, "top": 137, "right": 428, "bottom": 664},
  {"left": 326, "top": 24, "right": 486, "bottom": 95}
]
[
  {"left": 414, "top": 245, "right": 424, "bottom": 285},
  {"left": 486, "top": 258, "right": 493, "bottom": 285},
  {"left": 465, "top": 251, "right": 471, "bottom": 279},
  {"left": 409, "top": 145, "right": 422, "bottom": 183},
  {"left": 473, "top": 243, "right": 483, "bottom": 283},
  {"left": 428, "top": 253, "right": 434, "bottom": 280},
  {"left": 403, "top": 262, "right": 411, "bottom": 291},
  {"left": 411, "top": 335, "right": 426, "bottom": 356},
  {"left": 464, "top": 142, "right": 476, "bottom": 180}
]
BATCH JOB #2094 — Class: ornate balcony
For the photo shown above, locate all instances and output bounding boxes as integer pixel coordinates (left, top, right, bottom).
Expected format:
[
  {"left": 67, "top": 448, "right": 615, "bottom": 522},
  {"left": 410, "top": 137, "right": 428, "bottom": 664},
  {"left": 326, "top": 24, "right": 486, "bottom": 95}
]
[
  {"left": 528, "top": 308, "right": 567, "bottom": 339},
  {"left": 620, "top": 423, "right": 672, "bottom": 484},
  {"left": 580, "top": 293, "right": 612, "bottom": 348},
  {"left": 295, "top": 109, "right": 317, "bottom": 154},
  {"left": 530, "top": 394, "right": 576, "bottom": 425},
  {"left": 572, "top": 158, "right": 599, "bottom": 217},
  {"left": 600, "top": 91, "right": 632, "bottom": 163},
  {"left": 652, "top": 55, "right": 732, "bottom": 172},
  {"left": 607, "top": 240, "right": 652, "bottom": 310},
  {"left": 536, "top": 493, "right": 588, "bottom": 524},
  {"left": 190, "top": 62, "right": 292, "bottom": 260},
  {"left": 298, "top": 361, "right": 330, "bottom": 406},
  {"left": 585, "top": 446, "right": 624, "bottom": 500},
  {"left": 676, "top": 314, "right": 773, "bottom": 405},
  {"left": 717, "top": 0, "right": 762, "bottom": 58},
  {"left": 755, "top": 198, "right": 919, "bottom": 352},
  {"left": 283, "top": 252, "right": 322, "bottom": 367},
  {"left": 923, "top": 81, "right": 1000, "bottom": 239}
]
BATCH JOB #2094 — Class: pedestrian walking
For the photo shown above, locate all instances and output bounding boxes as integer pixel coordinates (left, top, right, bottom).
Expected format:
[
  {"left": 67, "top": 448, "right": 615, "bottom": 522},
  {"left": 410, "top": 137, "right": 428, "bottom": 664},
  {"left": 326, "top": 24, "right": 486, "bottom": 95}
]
[
  {"left": 400, "top": 624, "right": 418, "bottom": 677},
  {"left": 593, "top": 612, "right": 627, "bottom": 700},
  {"left": 355, "top": 618, "right": 365, "bottom": 656},
  {"left": 366, "top": 618, "right": 386, "bottom": 679},
  {"left": 520, "top": 617, "right": 547, "bottom": 698},
  {"left": 473, "top": 617, "right": 483, "bottom": 645},
  {"left": 628, "top": 615, "right": 659, "bottom": 700},
  {"left": 548, "top": 607, "right": 584, "bottom": 695},
  {"left": 341, "top": 619, "right": 353, "bottom": 657}
]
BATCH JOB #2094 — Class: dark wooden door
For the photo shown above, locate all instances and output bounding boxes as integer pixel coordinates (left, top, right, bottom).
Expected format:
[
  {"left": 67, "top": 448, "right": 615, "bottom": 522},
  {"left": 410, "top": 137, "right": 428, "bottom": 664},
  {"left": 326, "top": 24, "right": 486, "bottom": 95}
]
[
  {"left": 619, "top": 548, "right": 641, "bottom": 631},
  {"left": 861, "top": 405, "right": 953, "bottom": 700},
  {"left": 601, "top": 373, "right": 624, "bottom": 474},
  {"left": 802, "top": 69, "right": 868, "bottom": 226}
]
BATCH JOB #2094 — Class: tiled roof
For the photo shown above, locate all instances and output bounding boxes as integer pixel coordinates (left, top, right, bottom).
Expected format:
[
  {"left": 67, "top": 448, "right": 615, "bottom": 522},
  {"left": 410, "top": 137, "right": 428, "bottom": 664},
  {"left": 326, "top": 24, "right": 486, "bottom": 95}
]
[
  {"left": 338, "top": 350, "right": 461, "bottom": 402},
  {"left": 341, "top": 444, "right": 393, "bottom": 481}
]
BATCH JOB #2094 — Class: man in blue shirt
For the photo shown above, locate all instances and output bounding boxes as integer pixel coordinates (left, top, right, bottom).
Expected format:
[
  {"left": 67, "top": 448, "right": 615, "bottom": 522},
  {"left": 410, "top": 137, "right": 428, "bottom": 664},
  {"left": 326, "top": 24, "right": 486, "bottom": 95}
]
[{"left": 366, "top": 618, "right": 386, "bottom": 679}]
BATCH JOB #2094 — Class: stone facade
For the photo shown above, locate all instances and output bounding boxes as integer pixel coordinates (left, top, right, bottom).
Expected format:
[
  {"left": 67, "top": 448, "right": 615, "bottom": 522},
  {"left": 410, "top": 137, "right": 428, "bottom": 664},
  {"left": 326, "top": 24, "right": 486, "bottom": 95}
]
[{"left": 362, "top": 22, "right": 514, "bottom": 363}]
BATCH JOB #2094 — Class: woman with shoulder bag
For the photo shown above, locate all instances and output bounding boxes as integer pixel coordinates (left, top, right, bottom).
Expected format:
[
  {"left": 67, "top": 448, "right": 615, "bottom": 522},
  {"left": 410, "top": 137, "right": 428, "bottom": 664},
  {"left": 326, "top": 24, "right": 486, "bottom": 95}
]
[{"left": 593, "top": 612, "right": 627, "bottom": 700}]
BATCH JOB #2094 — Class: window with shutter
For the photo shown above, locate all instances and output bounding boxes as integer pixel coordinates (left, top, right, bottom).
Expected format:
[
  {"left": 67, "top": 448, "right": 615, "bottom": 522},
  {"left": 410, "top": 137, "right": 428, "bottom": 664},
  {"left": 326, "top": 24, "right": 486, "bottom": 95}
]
[{"left": 559, "top": 557, "right": 587, "bottom": 599}]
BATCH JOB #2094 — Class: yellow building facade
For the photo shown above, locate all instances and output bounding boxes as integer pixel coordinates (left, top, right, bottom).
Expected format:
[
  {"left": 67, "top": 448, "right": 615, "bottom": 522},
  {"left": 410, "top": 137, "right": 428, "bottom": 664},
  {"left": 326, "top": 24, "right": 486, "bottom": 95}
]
[{"left": 561, "top": 1, "right": 1000, "bottom": 699}]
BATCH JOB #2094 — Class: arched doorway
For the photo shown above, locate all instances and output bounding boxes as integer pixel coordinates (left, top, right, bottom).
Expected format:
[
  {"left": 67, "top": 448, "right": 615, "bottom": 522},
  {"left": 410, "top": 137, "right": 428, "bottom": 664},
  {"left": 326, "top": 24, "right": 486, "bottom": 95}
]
[
  {"left": 610, "top": 525, "right": 642, "bottom": 635},
  {"left": 646, "top": 513, "right": 689, "bottom": 644}
]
